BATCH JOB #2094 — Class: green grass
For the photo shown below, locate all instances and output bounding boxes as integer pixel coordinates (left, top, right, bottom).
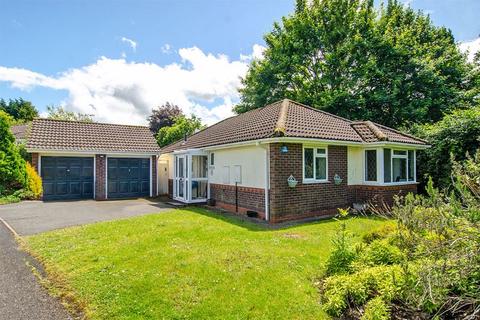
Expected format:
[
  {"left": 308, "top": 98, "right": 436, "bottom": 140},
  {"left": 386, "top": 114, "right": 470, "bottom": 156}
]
[{"left": 26, "top": 208, "right": 390, "bottom": 319}]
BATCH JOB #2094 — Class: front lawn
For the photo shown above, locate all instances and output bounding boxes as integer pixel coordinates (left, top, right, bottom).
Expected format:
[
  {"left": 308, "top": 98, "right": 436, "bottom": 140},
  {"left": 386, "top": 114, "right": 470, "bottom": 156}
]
[{"left": 26, "top": 208, "right": 389, "bottom": 319}]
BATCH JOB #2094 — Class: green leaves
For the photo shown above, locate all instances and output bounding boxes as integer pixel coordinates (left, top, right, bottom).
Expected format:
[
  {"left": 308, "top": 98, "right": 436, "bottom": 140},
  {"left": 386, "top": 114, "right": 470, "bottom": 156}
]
[
  {"left": 156, "top": 115, "right": 204, "bottom": 147},
  {"left": 236, "top": 0, "right": 473, "bottom": 128}
]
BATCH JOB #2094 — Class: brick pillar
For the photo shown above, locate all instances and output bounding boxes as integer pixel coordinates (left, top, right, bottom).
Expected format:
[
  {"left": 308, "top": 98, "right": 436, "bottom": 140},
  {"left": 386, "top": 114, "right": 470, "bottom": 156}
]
[
  {"left": 151, "top": 155, "right": 158, "bottom": 197},
  {"left": 30, "top": 153, "right": 40, "bottom": 173},
  {"left": 95, "top": 154, "right": 107, "bottom": 200}
]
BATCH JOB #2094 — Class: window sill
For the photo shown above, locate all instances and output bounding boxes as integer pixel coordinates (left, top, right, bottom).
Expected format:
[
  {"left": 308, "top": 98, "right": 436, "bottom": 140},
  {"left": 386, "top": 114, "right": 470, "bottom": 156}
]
[
  {"left": 302, "top": 180, "right": 330, "bottom": 184},
  {"left": 361, "top": 181, "right": 418, "bottom": 186}
]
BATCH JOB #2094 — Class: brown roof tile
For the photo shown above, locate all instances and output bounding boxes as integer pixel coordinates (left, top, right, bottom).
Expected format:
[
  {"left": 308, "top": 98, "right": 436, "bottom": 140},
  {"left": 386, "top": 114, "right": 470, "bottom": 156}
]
[
  {"left": 161, "top": 99, "right": 427, "bottom": 153},
  {"left": 26, "top": 118, "right": 160, "bottom": 153}
]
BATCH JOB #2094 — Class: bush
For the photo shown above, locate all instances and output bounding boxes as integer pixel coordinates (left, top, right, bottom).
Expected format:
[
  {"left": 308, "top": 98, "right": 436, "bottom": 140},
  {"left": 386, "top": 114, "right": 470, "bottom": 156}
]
[
  {"left": 25, "top": 162, "right": 42, "bottom": 199},
  {"left": 362, "top": 296, "right": 390, "bottom": 320},
  {"left": 362, "top": 225, "right": 396, "bottom": 244},
  {"left": 325, "top": 222, "right": 356, "bottom": 275},
  {"left": 0, "top": 111, "right": 26, "bottom": 193},
  {"left": 358, "top": 239, "right": 404, "bottom": 266}
]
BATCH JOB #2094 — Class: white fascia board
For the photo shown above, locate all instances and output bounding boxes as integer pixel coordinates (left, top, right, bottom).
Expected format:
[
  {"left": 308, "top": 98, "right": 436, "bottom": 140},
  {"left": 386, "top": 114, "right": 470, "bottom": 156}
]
[{"left": 28, "top": 149, "right": 159, "bottom": 156}]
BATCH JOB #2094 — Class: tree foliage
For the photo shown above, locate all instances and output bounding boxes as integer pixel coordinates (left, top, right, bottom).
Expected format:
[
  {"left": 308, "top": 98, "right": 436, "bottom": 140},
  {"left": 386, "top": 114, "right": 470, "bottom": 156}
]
[
  {"left": 0, "top": 98, "right": 38, "bottom": 123},
  {"left": 46, "top": 105, "right": 94, "bottom": 122},
  {"left": 147, "top": 102, "right": 183, "bottom": 134},
  {"left": 0, "top": 111, "right": 26, "bottom": 194},
  {"left": 236, "top": 0, "right": 473, "bottom": 128},
  {"left": 411, "top": 105, "right": 480, "bottom": 189},
  {"left": 156, "top": 115, "right": 204, "bottom": 147}
]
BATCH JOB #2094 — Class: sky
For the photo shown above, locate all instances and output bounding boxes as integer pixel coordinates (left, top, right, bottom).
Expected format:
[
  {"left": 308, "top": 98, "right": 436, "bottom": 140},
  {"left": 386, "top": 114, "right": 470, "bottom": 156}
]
[{"left": 0, "top": 0, "right": 479, "bottom": 126}]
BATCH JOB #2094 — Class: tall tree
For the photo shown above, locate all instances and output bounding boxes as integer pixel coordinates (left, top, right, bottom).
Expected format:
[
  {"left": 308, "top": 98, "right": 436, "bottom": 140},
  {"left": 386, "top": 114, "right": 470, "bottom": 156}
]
[
  {"left": 0, "top": 111, "right": 26, "bottom": 193},
  {"left": 46, "top": 105, "right": 94, "bottom": 122},
  {"left": 156, "top": 115, "right": 204, "bottom": 147},
  {"left": 236, "top": 0, "right": 472, "bottom": 128},
  {"left": 0, "top": 98, "right": 38, "bottom": 123},
  {"left": 147, "top": 102, "right": 183, "bottom": 134}
]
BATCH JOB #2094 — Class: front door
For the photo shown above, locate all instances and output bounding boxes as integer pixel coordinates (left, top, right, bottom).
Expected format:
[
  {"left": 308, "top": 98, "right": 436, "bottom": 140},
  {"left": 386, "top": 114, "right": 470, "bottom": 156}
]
[{"left": 174, "top": 155, "right": 187, "bottom": 201}]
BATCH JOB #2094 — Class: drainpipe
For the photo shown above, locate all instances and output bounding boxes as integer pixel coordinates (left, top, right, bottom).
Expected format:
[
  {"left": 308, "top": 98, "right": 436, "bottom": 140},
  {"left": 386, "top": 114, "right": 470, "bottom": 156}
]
[{"left": 259, "top": 143, "right": 270, "bottom": 222}]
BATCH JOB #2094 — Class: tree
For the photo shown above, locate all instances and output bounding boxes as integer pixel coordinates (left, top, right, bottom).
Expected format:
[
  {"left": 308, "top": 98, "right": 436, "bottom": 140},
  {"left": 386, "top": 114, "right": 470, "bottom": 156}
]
[
  {"left": 156, "top": 115, "right": 204, "bottom": 147},
  {"left": 236, "top": 0, "right": 472, "bottom": 128},
  {"left": 46, "top": 105, "right": 94, "bottom": 122},
  {"left": 147, "top": 102, "right": 183, "bottom": 134},
  {"left": 411, "top": 104, "right": 480, "bottom": 189},
  {"left": 0, "top": 98, "right": 38, "bottom": 123},
  {"left": 0, "top": 111, "right": 26, "bottom": 194}
]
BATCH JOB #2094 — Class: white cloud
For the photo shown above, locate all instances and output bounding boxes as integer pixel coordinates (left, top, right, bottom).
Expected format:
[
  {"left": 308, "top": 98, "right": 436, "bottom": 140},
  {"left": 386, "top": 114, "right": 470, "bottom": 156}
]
[
  {"left": 121, "top": 37, "right": 137, "bottom": 51},
  {"left": 0, "top": 45, "right": 263, "bottom": 126},
  {"left": 240, "top": 44, "right": 266, "bottom": 62},
  {"left": 161, "top": 43, "right": 172, "bottom": 54},
  {"left": 459, "top": 37, "right": 480, "bottom": 62}
]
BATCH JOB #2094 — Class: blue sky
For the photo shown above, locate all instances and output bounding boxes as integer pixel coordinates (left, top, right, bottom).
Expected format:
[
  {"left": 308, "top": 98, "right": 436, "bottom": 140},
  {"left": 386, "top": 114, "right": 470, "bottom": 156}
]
[{"left": 0, "top": 0, "right": 479, "bottom": 125}]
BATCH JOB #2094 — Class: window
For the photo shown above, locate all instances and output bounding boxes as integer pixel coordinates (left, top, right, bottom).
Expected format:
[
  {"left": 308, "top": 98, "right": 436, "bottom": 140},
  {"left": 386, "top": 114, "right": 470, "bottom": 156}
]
[
  {"left": 303, "top": 147, "right": 328, "bottom": 182},
  {"left": 384, "top": 148, "right": 391, "bottom": 183},
  {"left": 210, "top": 153, "right": 215, "bottom": 166},
  {"left": 365, "top": 150, "right": 377, "bottom": 181},
  {"left": 392, "top": 150, "right": 408, "bottom": 182},
  {"left": 408, "top": 150, "right": 415, "bottom": 181}
]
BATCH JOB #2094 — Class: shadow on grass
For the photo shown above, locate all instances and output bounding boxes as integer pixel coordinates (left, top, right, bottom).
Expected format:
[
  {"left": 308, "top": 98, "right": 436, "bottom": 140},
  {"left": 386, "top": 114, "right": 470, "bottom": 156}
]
[{"left": 183, "top": 206, "right": 388, "bottom": 232}]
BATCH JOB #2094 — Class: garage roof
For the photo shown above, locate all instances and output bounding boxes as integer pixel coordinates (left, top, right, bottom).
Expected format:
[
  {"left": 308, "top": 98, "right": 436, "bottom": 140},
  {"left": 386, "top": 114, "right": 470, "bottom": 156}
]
[{"left": 27, "top": 118, "right": 161, "bottom": 154}]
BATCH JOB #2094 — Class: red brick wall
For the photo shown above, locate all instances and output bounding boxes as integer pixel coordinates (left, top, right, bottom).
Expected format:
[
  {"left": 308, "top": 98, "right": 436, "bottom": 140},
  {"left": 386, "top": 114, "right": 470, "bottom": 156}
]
[
  {"left": 210, "top": 183, "right": 265, "bottom": 218},
  {"left": 95, "top": 154, "right": 106, "bottom": 200},
  {"left": 269, "top": 143, "right": 350, "bottom": 222},
  {"left": 349, "top": 184, "right": 417, "bottom": 207},
  {"left": 151, "top": 155, "right": 157, "bottom": 196},
  {"left": 30, "top": 153, "right": 39, "bottom": 172}
]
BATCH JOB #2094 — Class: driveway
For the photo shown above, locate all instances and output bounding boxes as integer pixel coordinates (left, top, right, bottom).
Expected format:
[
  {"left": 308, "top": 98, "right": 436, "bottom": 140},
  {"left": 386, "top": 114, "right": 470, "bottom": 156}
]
[{"left": 0, "top": 198, "right": 172, "bottom": 235}]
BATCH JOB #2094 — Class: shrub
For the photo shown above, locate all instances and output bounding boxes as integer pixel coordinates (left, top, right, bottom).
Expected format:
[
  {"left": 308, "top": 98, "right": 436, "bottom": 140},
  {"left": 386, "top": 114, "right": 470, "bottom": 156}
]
[
  {"left": 325, "top": 222, "right": 356, "bottom": 275},
  {"left": 0, "top": 110, "right": 26, "bottom": 193},
  {"left": 25, "top": 162, "right": 42, "bottom": 199},
  {"left": 362, "top": 225, "right": 396, "bottom": 244},
  {"left": 362, "top": 296, "right": 390, "bottom": 320},
  {"left": 359, "top": 239, "right": 404, "bottom": 266}
]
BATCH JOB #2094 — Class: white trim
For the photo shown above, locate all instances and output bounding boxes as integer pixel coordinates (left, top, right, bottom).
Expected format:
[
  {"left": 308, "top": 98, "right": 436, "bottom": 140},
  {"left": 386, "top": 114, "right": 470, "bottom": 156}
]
[
  {"left": 302, "top": 145, "right": 329, "bottom": 183},
  {"left": 28, "top": 149, "right": 159, "bottom": 156},
  {"left": 38, "top": 152, "right": 95, "bottom": 157}
]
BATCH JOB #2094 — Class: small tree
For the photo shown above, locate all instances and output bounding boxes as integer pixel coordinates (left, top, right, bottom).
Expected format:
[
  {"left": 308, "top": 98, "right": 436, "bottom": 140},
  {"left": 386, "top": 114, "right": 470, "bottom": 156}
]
[
  {"left": 156, "top": 115, "right": 204, "bottom": 147},
  {"left": 0, "top": 111, "right": 26, "bottom": 194},
  {"left": 147, "top": 102, "right": 183, "bottom": 134},
  {"left": 46, "top": 105, "right": 94, "bottom": 122},
  {"left": 0, "top": 98, "right": 38, "bottom": 123}
]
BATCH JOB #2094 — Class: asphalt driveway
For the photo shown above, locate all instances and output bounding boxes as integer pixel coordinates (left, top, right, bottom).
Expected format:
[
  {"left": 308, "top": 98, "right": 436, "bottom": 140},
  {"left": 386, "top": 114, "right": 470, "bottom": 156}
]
[{"left": 0, "top": 198, "right": 172, "bottom": 235}]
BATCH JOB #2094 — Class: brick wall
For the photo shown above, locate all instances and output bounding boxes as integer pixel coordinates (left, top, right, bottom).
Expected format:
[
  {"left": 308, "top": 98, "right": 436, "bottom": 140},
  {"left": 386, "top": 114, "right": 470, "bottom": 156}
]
[
  {"left": 210, "top": 183, "right": 265, "bottom": 218},
  {"left": 269, "top": 143, "right": 350, "bottom": 222},
  {"left": 349, "top": 184, "right": 417, "bottom": 207},
  {"left": 95, "top": 154, "right": 106, "bottom": 200},
  {"left": 151, "top": 155, "right": 157, "bottom": 196},
  {"left": 30, "top": 153, "right": 39, "bottom": 172},
  {"left": 168, "top": 179, "right": 173, "bottom": 198}
]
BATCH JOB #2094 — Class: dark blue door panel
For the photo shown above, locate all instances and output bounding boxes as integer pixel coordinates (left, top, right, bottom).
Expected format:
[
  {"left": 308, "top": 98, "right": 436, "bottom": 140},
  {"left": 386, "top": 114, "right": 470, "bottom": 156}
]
[
  {"left": 107, "top": 158, "right": 150, "bottom": 199},
  {"left": 41, "top": 157, "right": 94, "bottom": 200}
]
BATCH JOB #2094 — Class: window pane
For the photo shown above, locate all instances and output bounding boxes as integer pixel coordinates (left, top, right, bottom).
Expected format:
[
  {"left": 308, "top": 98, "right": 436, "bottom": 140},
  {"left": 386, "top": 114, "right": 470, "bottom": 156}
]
[
  {"left": 192, "top": 155, "right": 207, "bottom": 178},
  {"left": 365, "top": 150, "right": 377, "bottom": 181},
  {"left": 384, "top": 148, "right": 391, "bottom": 183},
  {"left": 304, "top": 148, "right": 314, "bottom": 179},
  {"left": 210, "top": 153, "right": 215, "bottom": 166},
  {"left": 393, "top": 150, "right": 407, "bottom": 156},
  {"left": 316, "top": 148, "right": 326, "bottom": 155},
  {"left": 393, "top": 158, "right": 407, "bottom": 182},
  {"left": 408, "top": 150, "right": 415, "bottom": 181},
  {"left": 191, "top": 180, "right": 207, "bottom": 199},
  {"left": 315, "top": 157, "right": 327, "bottom": 180}
]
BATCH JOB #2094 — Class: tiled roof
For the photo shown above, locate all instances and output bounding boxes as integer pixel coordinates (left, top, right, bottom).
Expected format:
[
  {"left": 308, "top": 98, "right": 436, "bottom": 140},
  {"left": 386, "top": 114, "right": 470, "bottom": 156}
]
[
  {"left": 11, "top": 124, "right": 29, "bottom": 141},
  {"left": 26, "top": 118, "right": 161, "bottom": 153},
  {"left": 161, "top": 99, "right": 427, "bottom": 153}
]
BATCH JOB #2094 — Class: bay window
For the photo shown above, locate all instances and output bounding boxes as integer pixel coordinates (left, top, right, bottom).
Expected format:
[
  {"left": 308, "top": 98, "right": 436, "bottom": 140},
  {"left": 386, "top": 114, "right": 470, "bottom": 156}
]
[
  {"left": 363, "top": 148, "right": 416, "bottom": 184},
  {"left": 303, "top": 147, "right": 328, "bottom": 182}
]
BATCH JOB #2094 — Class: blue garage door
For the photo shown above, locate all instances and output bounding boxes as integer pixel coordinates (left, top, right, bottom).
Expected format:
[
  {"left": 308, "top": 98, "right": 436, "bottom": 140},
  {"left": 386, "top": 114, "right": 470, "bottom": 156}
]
[
  {"left": 107, "top": 158, "right": 150, "bottom": 199},
  {"left": 41, "top": 157, "right": 94, "bottom": 200}
]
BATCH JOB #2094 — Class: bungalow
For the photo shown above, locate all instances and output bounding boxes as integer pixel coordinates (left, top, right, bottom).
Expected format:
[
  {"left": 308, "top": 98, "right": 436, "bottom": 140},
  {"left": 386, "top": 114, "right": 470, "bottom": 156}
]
[{"left": 159, "top": 99, "right": 428, "bottom": 223}]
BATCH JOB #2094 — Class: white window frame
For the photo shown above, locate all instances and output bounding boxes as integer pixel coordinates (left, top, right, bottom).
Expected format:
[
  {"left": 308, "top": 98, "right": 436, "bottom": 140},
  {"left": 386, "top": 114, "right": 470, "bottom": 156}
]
[
  {"left": 389, "top": 149, "right": 416, "bottom": 183},
  {"left": 302, "top": 145, "right": 328, "bottom": 184},
  {"left": 363, "top": 148, "right": 417, "bottom": 185},
  {"left": 364, "top": 148, "right": 378, "bottom": 182}
]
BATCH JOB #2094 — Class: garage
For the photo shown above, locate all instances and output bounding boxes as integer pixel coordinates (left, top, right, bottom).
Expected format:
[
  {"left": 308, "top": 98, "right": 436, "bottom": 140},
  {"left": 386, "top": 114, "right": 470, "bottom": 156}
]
[
  {"left": 107, "top": 158, "right": 150, "bottom": 199},
  {"left": 41, "top": 156, "right": 94, "bottom": 201}
]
